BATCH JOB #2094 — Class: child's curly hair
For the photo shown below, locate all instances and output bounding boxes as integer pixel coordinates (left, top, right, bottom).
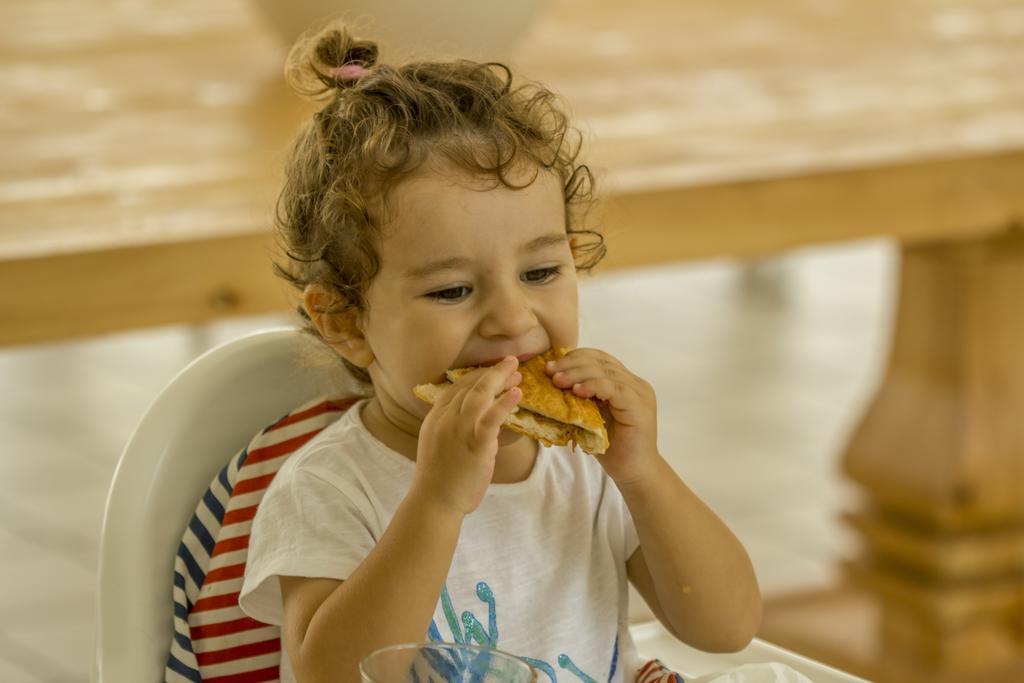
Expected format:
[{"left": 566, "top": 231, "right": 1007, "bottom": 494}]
[{"left": 274, "top": 22, "right": 606, "bottom": 386}]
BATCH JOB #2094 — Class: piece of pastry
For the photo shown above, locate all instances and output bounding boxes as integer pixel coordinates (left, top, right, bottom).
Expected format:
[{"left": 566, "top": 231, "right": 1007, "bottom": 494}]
[{"left": 413, "top": 348, "right": 609, "bottom": 455}]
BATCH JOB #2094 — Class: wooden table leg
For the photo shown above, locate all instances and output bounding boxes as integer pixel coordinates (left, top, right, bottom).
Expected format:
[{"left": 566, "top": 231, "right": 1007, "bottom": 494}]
[{"left": 760, "top": 227, "right": 1024, "bottom": 682}]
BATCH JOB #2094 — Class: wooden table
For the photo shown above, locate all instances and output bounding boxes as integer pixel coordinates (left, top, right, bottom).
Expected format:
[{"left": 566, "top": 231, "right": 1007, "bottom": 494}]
[
  {"left": 3, "top": 0, "right": 1023, "bottom": 344},
  {"left": 3, "top": 1, "right": 1023, "bottom": 677},
  {"left": 512, "top": 0, "right": 1024, "bottom": 266}
]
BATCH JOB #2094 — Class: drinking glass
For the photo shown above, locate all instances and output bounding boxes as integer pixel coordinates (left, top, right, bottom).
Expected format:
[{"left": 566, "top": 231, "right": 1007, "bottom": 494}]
[{"left": 360, "top": 642, "right": 536, "bottom": 683}]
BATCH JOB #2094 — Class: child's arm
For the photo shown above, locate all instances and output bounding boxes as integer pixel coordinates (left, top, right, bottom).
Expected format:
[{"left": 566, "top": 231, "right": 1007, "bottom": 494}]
[
  {"left": 620, "top": 462, "right": 762, "bottom": 652},
  {"left": 279, "top": 489, "right": 464, "bottom": 683},
  {"left": 280, "top": 358, "right": 524, "bottom": 683},
  {"left": 545, "top": 350, "right": 761, "bottom": 652}
]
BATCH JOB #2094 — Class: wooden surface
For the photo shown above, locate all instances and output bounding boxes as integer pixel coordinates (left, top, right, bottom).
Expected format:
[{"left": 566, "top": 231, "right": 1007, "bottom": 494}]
[
  {"left": 2, "top": 0, "right": 1024, "bottom": 343},
  {"left": 842, "top": 230, "right": 1024, "bottom": 528},
  {"left": 0, "top": 0, "right": 299, "bottom": 259},
  {"left": 511, "top": 0, "right": 1024, "bottom": 192},
  {"left": 843, "top": 510, "right": 1024, "bottom": 580},
  {"left": 761, "top": 587, "right": 1024, "bottom": 682},
  {"left": 828, "top": 228, "right": 1024, "bottom": 676},
  {"left": 512, "top": 0, "right": 1024, "bottom": 264}
]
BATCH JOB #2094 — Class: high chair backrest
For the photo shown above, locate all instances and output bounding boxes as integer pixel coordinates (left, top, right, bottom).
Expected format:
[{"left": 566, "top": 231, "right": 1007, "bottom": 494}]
[{"left": 93, "top": 327, "right": 356, "bottom": 682}]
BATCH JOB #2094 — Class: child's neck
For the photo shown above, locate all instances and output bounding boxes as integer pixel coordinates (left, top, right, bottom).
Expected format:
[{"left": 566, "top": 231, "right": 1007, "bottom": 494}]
[{"left": 360, "top": 397, "right": 538, "bottom": 485}]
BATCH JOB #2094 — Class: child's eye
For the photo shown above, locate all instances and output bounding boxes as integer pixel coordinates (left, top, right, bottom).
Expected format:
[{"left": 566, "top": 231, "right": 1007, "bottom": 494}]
[
  {"left": 426, "top": 285, "right": 471, "bottom": 302},
  {"left": 522, "top": 266, "right": 561, "bottom": 283},
  {"left": 425, "top": 267, "right": 560, "bottom": 303}
]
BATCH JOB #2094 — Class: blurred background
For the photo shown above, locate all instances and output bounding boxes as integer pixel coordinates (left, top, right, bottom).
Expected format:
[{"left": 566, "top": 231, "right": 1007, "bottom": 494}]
[{"left": 2, "top": 0, "right": 1023, "bottom": 681}]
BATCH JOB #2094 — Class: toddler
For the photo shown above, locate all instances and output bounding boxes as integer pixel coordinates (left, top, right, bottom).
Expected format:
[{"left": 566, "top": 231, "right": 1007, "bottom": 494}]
[{"left": 238, "top": 23, "right": 762, "bottom": 683}]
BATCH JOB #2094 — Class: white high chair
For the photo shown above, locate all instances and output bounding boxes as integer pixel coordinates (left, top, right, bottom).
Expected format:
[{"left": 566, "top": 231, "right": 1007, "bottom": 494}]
[
  {"left": 93, "top": 327, "right": 340, "bottom": 681},
  {"left": 93, "top": 327, "right": 864, "bottom": 682}
]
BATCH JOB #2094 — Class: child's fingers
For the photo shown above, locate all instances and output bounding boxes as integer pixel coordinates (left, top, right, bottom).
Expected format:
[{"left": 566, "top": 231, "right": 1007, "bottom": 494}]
[
  {"left": 503, "top": 370, "right": 523, "bottom": 392},
  {"left": 458, "top": 357, "right": 519, "bottom": 417},
  {"left": 544, "top": 348, "right": 609, "bottom": 374},
  {"left": 570, "top": 374, "right": 643, "bottom": 403},
  {"left": 475, "top": 386, "right": 523, "bottom": 441},
  {"left": 550, "top": 362, "right": 630, "bottom": 391},
  {"left": 457, "top": 366, "right": 522, "bottom": 393},
  {"left": 429, "top": 367, "right": 494, "bottom": 414},
  {"left": 434, "top": 380, "right": 463, "bottom": 409}
]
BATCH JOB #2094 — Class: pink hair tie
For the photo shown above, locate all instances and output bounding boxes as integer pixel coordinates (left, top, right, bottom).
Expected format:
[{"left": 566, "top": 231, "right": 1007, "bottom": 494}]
[{"left": 329, "top": 63, "right": 369, "bottom": 81}]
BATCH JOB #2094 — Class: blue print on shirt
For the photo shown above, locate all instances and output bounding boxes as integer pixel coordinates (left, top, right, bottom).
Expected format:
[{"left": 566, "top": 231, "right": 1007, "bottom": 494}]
[{"left": 428, "top": 581, "right": 617, "bottom": 683}]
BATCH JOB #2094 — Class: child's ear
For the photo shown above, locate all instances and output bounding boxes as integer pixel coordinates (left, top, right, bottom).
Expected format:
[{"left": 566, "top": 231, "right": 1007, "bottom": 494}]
[{"left": 302, "top": 283, "right": 375, "bottom": 369}]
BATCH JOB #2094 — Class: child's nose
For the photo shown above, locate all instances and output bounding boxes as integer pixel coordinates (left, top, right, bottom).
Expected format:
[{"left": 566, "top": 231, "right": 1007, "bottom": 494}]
[{"left": 478, "top": 289, "right": 538, "bottom": 339}]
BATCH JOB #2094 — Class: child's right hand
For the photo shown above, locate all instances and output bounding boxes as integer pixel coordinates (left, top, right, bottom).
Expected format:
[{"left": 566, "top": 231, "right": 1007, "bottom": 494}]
[{"left": 412, "top": 356, "right": 523, "bottom": 515}]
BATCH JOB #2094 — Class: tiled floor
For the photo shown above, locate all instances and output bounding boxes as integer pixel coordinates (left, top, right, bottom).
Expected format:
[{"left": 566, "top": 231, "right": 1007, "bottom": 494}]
[{"left": 0, "top": 238, "right": 898, "bottom": 681}]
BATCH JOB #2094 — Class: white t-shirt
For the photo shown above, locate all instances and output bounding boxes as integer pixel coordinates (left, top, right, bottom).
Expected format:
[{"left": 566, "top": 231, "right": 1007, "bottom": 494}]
[{"left": 239, "top": 398, "right": 642, "bottom": 683}]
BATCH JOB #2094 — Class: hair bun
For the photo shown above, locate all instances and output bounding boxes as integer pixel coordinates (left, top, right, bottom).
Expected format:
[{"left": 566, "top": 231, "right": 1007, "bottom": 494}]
[{"left": 285, "top": 22, "right": 379, "bottom": 99}]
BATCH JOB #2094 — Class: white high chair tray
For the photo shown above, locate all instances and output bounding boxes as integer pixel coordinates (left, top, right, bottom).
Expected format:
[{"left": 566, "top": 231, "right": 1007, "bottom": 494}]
[{"left": 629, "top": 621, "right": 866, "bottom": 682}]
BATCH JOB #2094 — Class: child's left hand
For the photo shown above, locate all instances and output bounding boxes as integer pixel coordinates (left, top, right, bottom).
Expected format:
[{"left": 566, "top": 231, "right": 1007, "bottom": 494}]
[{"left": 545, "top": 348, "right": 659, "bottom": 484}]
